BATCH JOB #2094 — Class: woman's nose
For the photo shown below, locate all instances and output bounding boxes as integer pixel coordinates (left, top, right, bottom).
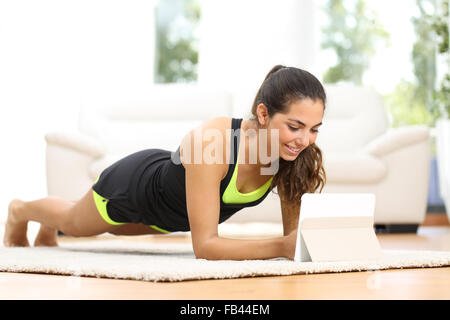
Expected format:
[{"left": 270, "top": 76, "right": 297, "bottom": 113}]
[{"left": 296, "top": 133, "right": 310, "bottom": 148}]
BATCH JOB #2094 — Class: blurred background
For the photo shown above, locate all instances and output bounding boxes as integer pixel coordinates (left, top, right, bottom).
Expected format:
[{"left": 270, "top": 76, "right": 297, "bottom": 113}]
[{"left": 0, "top": 0, "right": 448, "bottom": 221}]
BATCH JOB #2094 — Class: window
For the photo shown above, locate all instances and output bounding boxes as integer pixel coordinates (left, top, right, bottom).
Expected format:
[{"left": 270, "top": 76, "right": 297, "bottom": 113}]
[
  {"left": 319, "top": 0, "right": 449, "bottom": 128},
  {"left": 154, "top": 0, "right": 201, "bottom": 83}
]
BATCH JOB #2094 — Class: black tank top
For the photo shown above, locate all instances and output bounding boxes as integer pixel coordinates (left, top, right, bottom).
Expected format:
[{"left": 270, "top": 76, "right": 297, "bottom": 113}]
[{"left": 128, "top": 118, "right": 274, "bottom": 232}]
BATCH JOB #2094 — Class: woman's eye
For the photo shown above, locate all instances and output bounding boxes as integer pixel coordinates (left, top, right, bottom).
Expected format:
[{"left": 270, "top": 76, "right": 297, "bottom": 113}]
[{"left": 288, "top": 125, "right": 320, "bottom": 133}]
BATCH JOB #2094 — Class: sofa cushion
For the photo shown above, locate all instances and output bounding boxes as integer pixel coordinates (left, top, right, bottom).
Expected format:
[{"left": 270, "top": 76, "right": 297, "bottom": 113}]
[
  {"left": 85, "top": 119, "right": 200, "bottom": 155},
  {"left": 98, "top": 84, "right": 233, "bottom": 121},
  {"left": 323, "top": 152, "right": 387, "bottom": 184},
  {"left": 88, "top": 154, "right": 130, "bottom": 180},
  {"left": 316, "top": 85, "right": 389, "bottom": 153},
  {"left": 78, "top": 84, "right": 234, "bottom": 155},
  {"left": 362, "top": 126, "right": 429, "bottom": 157}
]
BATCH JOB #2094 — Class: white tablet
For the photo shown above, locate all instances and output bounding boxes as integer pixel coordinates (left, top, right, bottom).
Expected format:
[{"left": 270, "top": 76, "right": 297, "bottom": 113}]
[{"left": 294, "top": 193, "right": 382, "bottom": 262}]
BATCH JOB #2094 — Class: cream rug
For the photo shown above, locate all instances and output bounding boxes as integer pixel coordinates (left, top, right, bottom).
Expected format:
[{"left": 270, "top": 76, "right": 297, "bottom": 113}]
[{"left": 1, "top": 239, "right": 450, "bottom": 282}]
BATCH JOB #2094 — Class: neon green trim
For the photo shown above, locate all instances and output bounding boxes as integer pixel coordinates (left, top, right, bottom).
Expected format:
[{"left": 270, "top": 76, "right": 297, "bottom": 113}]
[
  {"left": 92, "top": 177, "right": 126, "bottom": 226},
  {"left": 93, "top": 176, "right": 170, "bottom": 232},
  {"left": 149, "top": 225, "right": 171, "bottom": 234},
  {"left": 222, "top": 149, "right": 273, "bottom": 204}
]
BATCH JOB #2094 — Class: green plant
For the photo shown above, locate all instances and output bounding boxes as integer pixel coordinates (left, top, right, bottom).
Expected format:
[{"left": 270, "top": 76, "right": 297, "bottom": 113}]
[
  {"left": 322, "top": 0, "right": 448, "bottom": 126},
  {"left": 385, "top": 0, "right": 448, "bottom": 128},
  {"left": 411, "top": 0, "right": 437, "bottom": 116},
  {"left": 154, "top": 0, "right": 200, "bottom": 83},
  {"left": 432, "top": 0, "right": 449, "bottom": 118},
  {"left": 321, "top": 0, "right": 389, "bottom": 85},
  {"left": 384, "top": 80, "right": 436, "bottom": 127}
]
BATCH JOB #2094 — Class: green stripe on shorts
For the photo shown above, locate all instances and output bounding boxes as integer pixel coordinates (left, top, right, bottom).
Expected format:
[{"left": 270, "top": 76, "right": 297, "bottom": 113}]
[
  {"left": 149, "top": 225, "right": 171, "bottom": 234},
  {"left": 93, "top": 177, "right": 126, "bottom": 226},
  {"left": 93, "top": 176, "right": 170, "bottom": 232}
]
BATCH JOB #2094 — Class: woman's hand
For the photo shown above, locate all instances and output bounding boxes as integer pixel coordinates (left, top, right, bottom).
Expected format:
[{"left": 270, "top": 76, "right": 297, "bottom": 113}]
[{"left": 283, "top": 228, "right": 298, "bottom": 260}]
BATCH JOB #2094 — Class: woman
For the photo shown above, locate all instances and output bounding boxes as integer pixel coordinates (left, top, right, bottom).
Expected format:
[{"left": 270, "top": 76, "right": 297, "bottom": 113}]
[{"left": 4, "top": 65, "right": 326, "bottom": 260}]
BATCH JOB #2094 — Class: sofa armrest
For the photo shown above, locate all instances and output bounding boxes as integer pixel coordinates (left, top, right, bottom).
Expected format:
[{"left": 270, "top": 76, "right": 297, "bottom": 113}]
[
  {"left": 45, "top": 131, "right": 105, "bottom": 159},
  {"left": 362, "top": 126, "right": 429, "bottom": 157}
]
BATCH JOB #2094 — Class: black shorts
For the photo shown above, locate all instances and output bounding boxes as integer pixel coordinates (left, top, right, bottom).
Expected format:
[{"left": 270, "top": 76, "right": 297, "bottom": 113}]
[{"left": 92, "top": 149, "right": 171, "bottom": 233}]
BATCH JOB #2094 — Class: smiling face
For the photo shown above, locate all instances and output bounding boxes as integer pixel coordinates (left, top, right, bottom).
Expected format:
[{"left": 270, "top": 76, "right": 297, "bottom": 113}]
[{"left": 256, "top": 98, "right": 324, "bottom": 161}]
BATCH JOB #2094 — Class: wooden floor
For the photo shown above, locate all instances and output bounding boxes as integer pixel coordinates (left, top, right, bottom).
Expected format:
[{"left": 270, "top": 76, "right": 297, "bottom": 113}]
[{"left": 1, "top": 214, "right": 449, "bottom": 300}]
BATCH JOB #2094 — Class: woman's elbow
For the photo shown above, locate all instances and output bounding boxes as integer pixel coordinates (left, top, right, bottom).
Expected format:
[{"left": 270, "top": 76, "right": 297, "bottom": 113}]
[
  {"left": 194, "top": 249, "right": 213, "bottom": 260},
  {"left": 192, "top": 239, "right": 220, "bottom": 260}
]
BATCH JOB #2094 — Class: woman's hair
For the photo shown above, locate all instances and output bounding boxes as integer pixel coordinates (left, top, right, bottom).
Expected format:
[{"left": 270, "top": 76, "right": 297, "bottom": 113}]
[{"left": 250, "top": 65, "right": 327, "bottom": 204}]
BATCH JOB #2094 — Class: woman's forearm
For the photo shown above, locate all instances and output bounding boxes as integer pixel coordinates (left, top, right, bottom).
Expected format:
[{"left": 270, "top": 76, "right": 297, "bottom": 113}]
[{"left": 194, "top": 235, "right": 288, "bottom": 260}]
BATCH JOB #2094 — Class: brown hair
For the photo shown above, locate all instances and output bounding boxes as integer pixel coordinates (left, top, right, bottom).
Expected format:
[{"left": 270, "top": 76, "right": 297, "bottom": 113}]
[{"left": 250, "top": 65, "right": 327, "bottom": 204}]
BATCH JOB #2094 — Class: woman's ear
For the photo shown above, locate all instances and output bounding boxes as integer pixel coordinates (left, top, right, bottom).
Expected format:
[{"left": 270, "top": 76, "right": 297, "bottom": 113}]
[{"left": 256, "top": 103, "right": 269, "bottom": 127}]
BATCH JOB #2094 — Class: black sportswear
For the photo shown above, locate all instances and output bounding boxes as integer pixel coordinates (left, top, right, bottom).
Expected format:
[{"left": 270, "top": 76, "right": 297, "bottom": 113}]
[{"left": 92, "top": 118, "right": 274, "bottom": 232}]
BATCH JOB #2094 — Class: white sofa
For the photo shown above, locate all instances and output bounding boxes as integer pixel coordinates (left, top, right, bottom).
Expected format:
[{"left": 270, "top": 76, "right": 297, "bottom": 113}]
[
  {"left": 45, "top": 84, "right": 430, "bottom": 231},
  {"left": 436, "top": 119, "right": 450, "bottom": 222}
]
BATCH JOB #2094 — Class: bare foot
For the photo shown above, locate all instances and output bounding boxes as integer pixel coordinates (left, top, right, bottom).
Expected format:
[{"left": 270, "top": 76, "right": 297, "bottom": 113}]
[
  {"left": 34, "top": 225, "right": 58, "bottom": 247},
  {"left": 3, "top": 199, "right": 30, "bottom": 247}
]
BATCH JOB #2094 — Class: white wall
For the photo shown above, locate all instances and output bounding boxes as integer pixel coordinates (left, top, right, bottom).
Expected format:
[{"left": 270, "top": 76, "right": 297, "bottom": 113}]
[
  {"left": 197, "top": 0, "right": 320, "bottom": 117},
  {"left": 0, "top": 0, "right": 156, "bottom": 222}
]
